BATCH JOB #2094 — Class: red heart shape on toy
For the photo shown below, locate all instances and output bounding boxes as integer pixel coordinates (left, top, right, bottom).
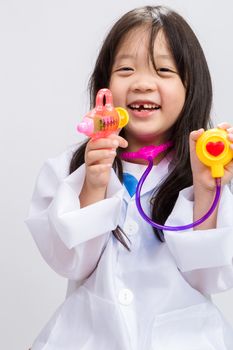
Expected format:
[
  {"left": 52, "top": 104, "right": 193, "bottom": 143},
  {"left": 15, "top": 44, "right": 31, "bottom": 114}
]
[{"left": 206, "top": 141, "right": 225, "bottom": 156}]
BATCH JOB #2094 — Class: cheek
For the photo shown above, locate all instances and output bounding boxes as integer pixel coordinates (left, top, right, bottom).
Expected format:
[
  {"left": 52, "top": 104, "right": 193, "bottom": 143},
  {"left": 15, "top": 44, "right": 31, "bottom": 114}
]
[
  {"left": 109, "top": 78, "right": 119, "bottom": 96},
  {"left": 109, "top": 78, "right": 127, "bottom": 105},
  {"left": 163, "top": 83, "right": 185, "bottom": 111},
  {"left": 108, "top": 79, "right": 114, "bottom": 93},
  {"left": 109, "top": 81, "right": 118, "bottom": 105}
]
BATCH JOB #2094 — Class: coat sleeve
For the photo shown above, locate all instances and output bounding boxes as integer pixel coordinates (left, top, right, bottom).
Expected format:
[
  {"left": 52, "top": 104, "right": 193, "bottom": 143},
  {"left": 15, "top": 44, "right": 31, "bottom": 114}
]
[
  {"left": 25, "top": 148, "right": 124, "bottom": 281},
  {"left": 164, "top": 181, "right": 233, "bottom": 295}
]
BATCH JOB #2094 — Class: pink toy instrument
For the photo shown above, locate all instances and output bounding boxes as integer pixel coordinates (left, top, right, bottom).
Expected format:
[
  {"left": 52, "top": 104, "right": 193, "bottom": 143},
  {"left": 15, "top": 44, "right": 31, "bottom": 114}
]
[{"left": 77, "top": 88, "right": 129, "bottom": 139}]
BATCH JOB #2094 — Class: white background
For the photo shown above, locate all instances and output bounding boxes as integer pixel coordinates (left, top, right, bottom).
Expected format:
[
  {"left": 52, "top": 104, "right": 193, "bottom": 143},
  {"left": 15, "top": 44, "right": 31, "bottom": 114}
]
[{"left": 0, "top": 0, "right": 233, "bottom": 349}]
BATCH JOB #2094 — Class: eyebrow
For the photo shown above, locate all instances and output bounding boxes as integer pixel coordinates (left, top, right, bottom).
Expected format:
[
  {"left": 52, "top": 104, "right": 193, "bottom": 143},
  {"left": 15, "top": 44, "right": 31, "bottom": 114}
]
[
  {"left": 155, "top": 54, "right": 173, "bottom": 60},
  {"left": 114, "top": 54, "right": 134, "bottom": 61},
  {"left": 115, "top": 53, "right": 173, "bottom": 61}
]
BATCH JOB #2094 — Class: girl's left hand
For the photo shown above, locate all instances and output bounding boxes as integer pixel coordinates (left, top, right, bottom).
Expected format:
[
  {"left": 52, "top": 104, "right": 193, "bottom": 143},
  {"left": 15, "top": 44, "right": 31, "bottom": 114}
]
[{"left": 189, "top": 122, "right": 233, "bottom": 192}]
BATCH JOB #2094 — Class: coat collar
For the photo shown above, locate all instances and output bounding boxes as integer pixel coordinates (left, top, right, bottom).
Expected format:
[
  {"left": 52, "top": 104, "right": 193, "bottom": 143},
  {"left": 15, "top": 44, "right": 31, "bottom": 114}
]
[{"left": 122, "top": 152, "right": 173, "bottom": 199}]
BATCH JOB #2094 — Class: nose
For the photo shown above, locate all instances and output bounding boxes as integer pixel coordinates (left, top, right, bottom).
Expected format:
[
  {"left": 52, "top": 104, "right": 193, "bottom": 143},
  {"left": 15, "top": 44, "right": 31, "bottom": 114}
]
[{"left": 130, "top": 72, "right": 158, "bottom": 93}]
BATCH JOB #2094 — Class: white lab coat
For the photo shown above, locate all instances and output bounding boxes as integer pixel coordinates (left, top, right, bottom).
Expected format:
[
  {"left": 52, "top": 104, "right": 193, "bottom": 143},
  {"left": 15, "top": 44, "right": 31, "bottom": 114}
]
[{"left": 26, "top": 145, "right": 233, "bottom": 350}]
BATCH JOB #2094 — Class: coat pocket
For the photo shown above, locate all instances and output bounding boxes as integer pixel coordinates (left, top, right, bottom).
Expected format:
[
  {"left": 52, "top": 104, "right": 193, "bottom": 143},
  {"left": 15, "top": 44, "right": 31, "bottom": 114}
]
[
  {"left": 32, "top": 286, "right": 130, "bottom": 350},
  {"left": 148, "top": 302, "right": 227, "bottom": 350}
]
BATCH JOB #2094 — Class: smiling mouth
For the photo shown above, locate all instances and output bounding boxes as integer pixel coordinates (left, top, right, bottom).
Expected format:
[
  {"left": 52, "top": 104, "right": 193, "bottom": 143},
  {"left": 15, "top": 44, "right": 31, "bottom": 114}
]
[{"left": 127, "top": 103, "right": 161, "bottom": 111}]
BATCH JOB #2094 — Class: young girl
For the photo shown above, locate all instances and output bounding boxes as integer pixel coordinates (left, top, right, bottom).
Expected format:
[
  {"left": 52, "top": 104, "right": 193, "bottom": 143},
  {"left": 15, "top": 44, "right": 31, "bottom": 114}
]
[{"left": 26, "top": 5, "right": 233, "bottom": 350}]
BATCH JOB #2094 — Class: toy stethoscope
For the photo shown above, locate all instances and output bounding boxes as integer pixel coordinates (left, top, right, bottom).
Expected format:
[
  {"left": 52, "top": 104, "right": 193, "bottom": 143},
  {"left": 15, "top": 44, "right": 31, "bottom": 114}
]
[{"left": 77, "top": 88, "right": 233, "bottom": 231}]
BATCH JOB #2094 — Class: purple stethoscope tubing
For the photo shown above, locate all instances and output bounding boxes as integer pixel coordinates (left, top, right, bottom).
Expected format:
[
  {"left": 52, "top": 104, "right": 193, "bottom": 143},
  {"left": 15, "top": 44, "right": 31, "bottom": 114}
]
[{"left": 135, "top": 156, "right": 222, "bottom": 231}]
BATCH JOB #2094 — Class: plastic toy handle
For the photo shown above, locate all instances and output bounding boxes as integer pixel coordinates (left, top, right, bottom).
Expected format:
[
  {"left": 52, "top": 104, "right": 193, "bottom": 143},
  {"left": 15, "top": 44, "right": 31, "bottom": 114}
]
[
  {"left": 196, "top": 128, "right": 233, "bottom": 177},
  {"left": 77, "top": 89, "right": 129, "bottom": 139}
]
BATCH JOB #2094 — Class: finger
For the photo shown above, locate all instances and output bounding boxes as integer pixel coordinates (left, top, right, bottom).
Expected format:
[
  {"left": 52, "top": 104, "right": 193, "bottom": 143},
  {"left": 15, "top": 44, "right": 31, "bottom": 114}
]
[
  {"left": 189, "top": 129, "right": 204, "bottom": 155},
  {"left": 88, "top": 163, "right": 112, "bottom": 174},
  {"left": 227, "top": 133, "right": 233, "bottom": 143},
  {"left": 87, "top": 134, "right": 128, "bottom": 151},
  {"left": 107, "top": 133, "right": 128, "bottom": 148},
  {"left": 86, "top": 149, "right": 116, "bottom": 166},
  {"left": 189, "top": 128, "right": 205, "bottom": 142},
  {"left": 189, "top": 129, "right": 205, "bottom": 165},
  {"left": 225, "top": 159, "right": 233, "bottom": 172},
  {"left": 217, "top": 122, "right": 232, "bottom": 130},
  {"left": 87, "top": 137, "right": 120, "bottom": 151},
  {"left": 226, "top": 127, "right": 233, "bottom": 133},
  {"left": 224, "top": 126, "right": 233, "bottom": 143},
  {"left": 224, "top": 161, "right": 233, "bottom": 184}
]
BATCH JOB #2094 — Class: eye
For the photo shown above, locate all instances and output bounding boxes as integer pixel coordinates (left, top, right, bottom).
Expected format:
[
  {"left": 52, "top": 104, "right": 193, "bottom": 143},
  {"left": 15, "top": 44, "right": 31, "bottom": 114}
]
[
  {"left": 156, "top": 67, "right": 177, "bottom": 75},
  {"left": 112, "top": 66, "right": 135, "bottom": 76},
  {"left": 112, "top": 66, "right": 135, "bottom": 77},
  {"left": 116, "top": 66, "right": 134, "bottom": 72}
]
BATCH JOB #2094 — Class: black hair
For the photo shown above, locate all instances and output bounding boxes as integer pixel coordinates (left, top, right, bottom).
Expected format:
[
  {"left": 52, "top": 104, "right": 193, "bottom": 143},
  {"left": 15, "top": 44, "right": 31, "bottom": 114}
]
[{"left": 70, "top": 6, "right": 212, "bottom": 247}]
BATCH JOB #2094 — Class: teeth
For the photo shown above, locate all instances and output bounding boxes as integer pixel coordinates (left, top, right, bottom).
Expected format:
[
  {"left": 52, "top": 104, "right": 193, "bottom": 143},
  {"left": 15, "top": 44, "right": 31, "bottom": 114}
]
[
  {"left": 144, "top": 104, "right": 155, "bottom": 109},
  {"left": 130, "top": 103, "right": 160, "bottom": 110}
]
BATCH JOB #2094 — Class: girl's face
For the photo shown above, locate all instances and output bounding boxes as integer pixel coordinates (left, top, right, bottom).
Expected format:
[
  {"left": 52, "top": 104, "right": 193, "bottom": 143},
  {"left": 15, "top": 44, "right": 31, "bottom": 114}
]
[{"left": 109, "top": 27, "right": 186, "bottom": 151}]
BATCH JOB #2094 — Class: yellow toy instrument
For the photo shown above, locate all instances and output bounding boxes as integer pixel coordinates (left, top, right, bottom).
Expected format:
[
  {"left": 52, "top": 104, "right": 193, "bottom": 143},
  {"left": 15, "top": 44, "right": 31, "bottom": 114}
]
[{"left": 196, "top": 128, "right": 233, "bottom": 177}]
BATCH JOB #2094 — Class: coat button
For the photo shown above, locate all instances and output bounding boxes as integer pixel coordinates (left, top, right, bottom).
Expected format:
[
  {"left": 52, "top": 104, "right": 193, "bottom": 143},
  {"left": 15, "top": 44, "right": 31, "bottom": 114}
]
[
  {"left": 118, "top": 288, "right": 134, "bottom": 305},
  {"left": 123, "top": 220, "right": 139, "bottom": 236}
]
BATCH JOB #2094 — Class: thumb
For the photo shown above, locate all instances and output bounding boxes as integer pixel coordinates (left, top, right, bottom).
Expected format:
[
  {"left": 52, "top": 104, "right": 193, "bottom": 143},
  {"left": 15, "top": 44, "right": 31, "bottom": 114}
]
[
  {"left": 189, "top": 128, "right": 205, "bottom": 166},
  {"left": 189, "top": 128, "right": 204, "bottom": 151}
]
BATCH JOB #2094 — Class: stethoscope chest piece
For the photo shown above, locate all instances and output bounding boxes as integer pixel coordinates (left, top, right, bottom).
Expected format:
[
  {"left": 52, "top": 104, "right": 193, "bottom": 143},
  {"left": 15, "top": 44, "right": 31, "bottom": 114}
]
[{"left": 196, "top": 128, "right": 233, "bottom": 178}]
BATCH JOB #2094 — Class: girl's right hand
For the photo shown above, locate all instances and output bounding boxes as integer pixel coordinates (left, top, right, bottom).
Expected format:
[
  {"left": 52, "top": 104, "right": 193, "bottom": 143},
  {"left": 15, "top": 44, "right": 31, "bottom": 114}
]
[{"left": 80, "top": 134, "right": 128, "bottom": 207}]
